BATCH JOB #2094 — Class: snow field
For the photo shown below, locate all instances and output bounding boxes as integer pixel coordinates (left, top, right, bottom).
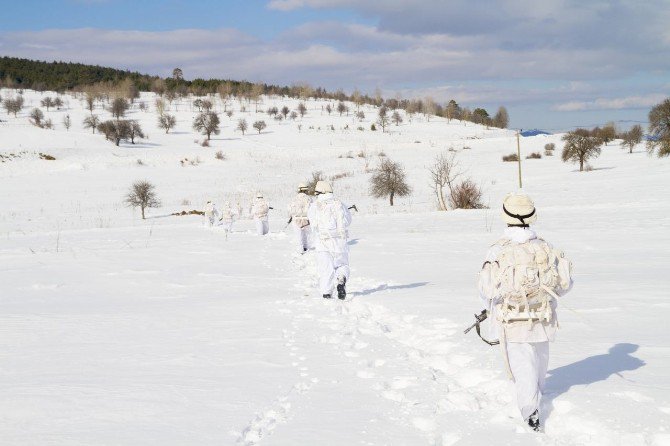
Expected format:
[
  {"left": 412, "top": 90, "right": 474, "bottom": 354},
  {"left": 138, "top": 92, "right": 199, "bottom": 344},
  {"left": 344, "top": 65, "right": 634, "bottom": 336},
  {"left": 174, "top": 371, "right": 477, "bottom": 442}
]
[{"left": 1, "top": 88, "right": 670, "bottom": 445}]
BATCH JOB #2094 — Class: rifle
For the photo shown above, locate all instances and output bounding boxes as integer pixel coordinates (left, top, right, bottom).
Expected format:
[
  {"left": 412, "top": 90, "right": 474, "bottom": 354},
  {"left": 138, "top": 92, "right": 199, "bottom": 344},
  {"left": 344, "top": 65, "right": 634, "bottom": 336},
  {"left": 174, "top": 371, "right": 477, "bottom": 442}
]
[
  {"left": 348, "top": 204, "right": 358, "bottom": 212},
  {"left": 464, "top": 310, "right": 499, "bottom": 346},
  {"left": 284, "top": 216, "right": 293, "bottom": 229}
]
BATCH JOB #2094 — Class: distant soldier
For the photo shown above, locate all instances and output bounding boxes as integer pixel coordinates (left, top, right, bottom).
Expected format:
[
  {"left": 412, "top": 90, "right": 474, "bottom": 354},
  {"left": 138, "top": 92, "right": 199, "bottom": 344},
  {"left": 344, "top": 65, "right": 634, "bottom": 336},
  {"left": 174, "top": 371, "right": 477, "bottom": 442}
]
[
  {"left": 219, "top": 201, "right": 238, "bottom": 235},
  {"left": 287, "top": 182, "right": 312, "bottom": 253},
  {"left": 251, "top": 193, "right": 270, "bottom": 235},
  {"left": 203, "top": 201, "right": 219, "bottom": 227}
]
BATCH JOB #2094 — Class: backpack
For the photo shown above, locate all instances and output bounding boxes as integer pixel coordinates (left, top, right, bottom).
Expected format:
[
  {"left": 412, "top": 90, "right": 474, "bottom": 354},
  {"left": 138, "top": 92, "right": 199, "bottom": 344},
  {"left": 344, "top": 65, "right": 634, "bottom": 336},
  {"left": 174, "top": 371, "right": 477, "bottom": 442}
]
[
  {"left": 491, "top": 239, "right": 572, "bottom": 325},
  {"left": 315, "top": 199, "right": 346, "bottom": 240}
]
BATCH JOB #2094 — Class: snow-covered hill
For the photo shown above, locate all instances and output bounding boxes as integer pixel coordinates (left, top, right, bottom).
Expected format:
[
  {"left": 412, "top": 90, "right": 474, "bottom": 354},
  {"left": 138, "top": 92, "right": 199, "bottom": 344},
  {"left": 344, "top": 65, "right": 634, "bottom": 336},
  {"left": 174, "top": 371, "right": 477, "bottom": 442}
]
[{"left": 1, "top": 88, "right": 669, "bottom": 445}]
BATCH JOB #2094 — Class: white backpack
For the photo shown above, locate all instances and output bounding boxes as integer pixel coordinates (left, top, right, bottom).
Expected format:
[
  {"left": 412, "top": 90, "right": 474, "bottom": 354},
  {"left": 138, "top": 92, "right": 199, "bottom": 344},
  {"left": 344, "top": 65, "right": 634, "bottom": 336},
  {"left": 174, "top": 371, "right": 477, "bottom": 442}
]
[
  {"left": 315, "top": 199, "right": 346, "bottom": 240},
  {"left": 491, "top": 239, "right": 572, "bottom": 325}
]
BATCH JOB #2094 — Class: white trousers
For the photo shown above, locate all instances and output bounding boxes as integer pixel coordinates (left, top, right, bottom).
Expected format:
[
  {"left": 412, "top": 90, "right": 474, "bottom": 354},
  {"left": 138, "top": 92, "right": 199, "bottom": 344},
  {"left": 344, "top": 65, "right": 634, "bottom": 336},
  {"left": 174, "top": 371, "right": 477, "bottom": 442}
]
[
  {"left": 316, "top": 250, "right": 350, "bottom": 295},
  {"left": 506, "top": 341, "right": 549, "bottom": 420},
  {"left": 255, "top": 219, "right": 269, "bottom": 235},
  {"left": 293, "top": 225, "right": 310, "bottom": 252},
  {"left": 205, "top": 216, "right": 216, "bottom": 227},
  {"left": 222, "top": 221, "right": 233, "bottom": 232}
]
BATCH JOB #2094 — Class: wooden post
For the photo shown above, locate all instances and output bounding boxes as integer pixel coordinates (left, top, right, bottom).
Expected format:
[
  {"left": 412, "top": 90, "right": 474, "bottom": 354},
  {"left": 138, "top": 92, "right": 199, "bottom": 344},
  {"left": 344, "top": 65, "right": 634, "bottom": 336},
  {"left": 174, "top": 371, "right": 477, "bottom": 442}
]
[{"left": 516, "top": 130, "right": 523, "bottom": 189}]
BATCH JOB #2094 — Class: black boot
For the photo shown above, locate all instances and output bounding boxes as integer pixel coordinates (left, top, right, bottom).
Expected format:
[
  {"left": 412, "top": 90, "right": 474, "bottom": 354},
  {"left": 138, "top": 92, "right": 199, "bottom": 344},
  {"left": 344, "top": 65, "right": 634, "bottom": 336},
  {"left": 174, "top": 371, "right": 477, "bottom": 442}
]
[
  {"left": 526, "top": 410, "right": 540, "bottom": 432},
  {"left": 337, "top": 277, "right": 346, "bottom": 300},
  {"left": 322, "top": 294, "right": 332, "bottom": 299}
]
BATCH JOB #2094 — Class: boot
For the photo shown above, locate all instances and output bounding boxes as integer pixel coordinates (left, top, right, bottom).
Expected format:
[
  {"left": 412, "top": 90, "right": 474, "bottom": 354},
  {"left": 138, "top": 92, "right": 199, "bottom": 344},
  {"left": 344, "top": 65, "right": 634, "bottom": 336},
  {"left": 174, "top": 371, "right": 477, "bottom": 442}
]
[
  {"left": 526, "top": 410, "right": 540, "bottom": 432},
  {"left": 337, "top": 277, "right": 346, "bottom": 300},
  {"left": 322, "top": 294, "right": 332, "bottom": 299}
]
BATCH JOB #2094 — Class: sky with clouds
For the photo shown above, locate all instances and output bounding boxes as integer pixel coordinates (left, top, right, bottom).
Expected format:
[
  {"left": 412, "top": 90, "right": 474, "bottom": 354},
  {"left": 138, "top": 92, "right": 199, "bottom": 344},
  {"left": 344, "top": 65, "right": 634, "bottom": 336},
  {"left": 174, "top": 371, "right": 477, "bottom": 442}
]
[{"left": 1, "top": 0, "right": 668, "bottom": 130}]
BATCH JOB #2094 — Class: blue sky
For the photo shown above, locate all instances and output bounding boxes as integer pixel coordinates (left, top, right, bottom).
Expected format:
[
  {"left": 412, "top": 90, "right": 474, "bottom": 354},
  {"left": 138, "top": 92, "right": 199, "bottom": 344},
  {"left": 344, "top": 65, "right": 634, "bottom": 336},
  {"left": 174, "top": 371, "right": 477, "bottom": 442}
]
[{"left": 1, "top": 0, "right": 668, "bottom": 131}]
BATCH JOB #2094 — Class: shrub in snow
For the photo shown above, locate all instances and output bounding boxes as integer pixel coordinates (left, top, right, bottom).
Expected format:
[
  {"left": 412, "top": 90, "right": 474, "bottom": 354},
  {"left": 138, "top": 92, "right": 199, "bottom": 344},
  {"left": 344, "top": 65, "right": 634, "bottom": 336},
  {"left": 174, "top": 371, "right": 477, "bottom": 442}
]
[
  {"left": 215, "top": 151, "right": 226, "bottom": 160},
  {"left": 237, "top": 118, "right": 248, "bottom": 135},
  {"left": 125, "top": 180, "right": 160, "bottom": 219},
  {"left": 449, "top": 179, "right": 486, "bottom": 210},
  {"left": 29, "top": 108, "right": 44, "bottom": 127},
  {"left": 526, "top": 152, "right": 542, "bottom": 159},
  {"left": 502, "top": 153, "right": 519, "bottom": 162},
  {"left": 253, "top": 120, "right": 267, "bottom": 134}
]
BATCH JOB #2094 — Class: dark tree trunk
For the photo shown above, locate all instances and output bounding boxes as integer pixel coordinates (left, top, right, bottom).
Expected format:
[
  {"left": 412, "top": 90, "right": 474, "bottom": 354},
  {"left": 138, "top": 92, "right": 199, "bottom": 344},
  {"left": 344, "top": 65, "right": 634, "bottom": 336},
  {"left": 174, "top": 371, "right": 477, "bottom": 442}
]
[{"left": 389, "top": 191, "right": 395, "bottom": 206}]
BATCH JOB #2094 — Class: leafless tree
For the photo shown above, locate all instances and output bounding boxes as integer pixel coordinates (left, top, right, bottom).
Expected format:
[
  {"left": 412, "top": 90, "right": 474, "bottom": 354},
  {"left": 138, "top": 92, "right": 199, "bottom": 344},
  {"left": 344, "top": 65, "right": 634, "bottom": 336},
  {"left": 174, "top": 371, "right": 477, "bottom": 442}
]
[
  {"left": 237, "top": 118, "right": 248, "bottom": 135},
  {"left": 377, "top": 106, "right": 390, "bottom": 132},
  {"left": 337, "top": 101, "right": 347, "bottom": 116},
  {"left": 356, "top": 111, "right": 365, "bottom": 121},
  {"left": 41, "top": 97, "right": 54, "bottom": 111},
  {"left": 619, "top": 125, "right": 643, "bottom": 154},
  {"left": 3, "top": 96, "right": 23, "bottom": 116},
  {"left": 158, "top": 114, "right": 176, "bottom": 134},
  {"left": 54, "top": 97, "right": 64, "bottom": 110},
  {"left": 561, "top": 128, "right": 603, "bottom": 171},
  {"left": 83, "top": 114, "right": 100, "bottom": 133},
  {"left": 253, "top": 120, "right": 267, "bottom": 134},
  {"left": 63, "top": 114, "right": 71, "bottom": 131},
  {"left": 325, "top": 104, "right": 332, "bottom": 115},
  {"left": 85, "top": 92, "right": 97, "bottom": 114},
  {"left": 172, "top": 67, "right": 183, "bottom": 81},
  {"left": 127, "top": 120, "right": 145, "bottom": 144},
  {"left": 98, "top": 120, "right": 131, "bottom": 146},
  {"left": 391, "top": 110, "right": 403, "bottom": 126},
  {"left": 429, "top": 152, "right": 461, "bottom": 211},
  {"left": 297, "top": 102, "right": 307, "bottom": 117},
  {"left": 281, "top": 106, "right": 290, "bottom": 119},
  {"left": 647, "top": 98, "right": 670, "bottom": 157},
  {"left": 110, "top": 97, "right": 129, "bottom": 120},
  {"left": 125, "top": 180, "right": 160, "bottom": 219},
  {"left": 193, "top": 111, "right": 220, "bottom": 140},
  {"left": 289, "top": 111, "right": 298, "bottom": 120},
  {"left": 370, "top": 158, "right": 411, "bottom": 206},
  {"left": 30, "top": 108, "right": 45, "bottom": 127},
  {"left": 493, "top": 106, "right": 509, "bottom": 128}
]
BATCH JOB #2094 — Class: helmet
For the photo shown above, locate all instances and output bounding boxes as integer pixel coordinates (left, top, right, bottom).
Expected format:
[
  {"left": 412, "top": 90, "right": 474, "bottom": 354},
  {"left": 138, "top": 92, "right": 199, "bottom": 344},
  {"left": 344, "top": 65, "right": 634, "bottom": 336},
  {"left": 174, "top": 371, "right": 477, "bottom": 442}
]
[
  {"left": 298, "top": 182, "right": 308, "bottom": 192},
  {"left": 501, "top": 192, "right": 537, "bottom": 226},
  {"left": 314, "top": 180, "right": 333, "bottom": 194}
]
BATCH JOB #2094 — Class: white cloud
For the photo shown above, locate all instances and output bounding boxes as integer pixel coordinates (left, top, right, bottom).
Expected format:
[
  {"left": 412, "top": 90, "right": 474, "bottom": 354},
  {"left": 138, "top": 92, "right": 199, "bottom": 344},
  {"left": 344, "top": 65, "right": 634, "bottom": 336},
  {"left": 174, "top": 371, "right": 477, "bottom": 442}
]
[{"left": 553, "top": 94, "right": 668, "bottom": 112}]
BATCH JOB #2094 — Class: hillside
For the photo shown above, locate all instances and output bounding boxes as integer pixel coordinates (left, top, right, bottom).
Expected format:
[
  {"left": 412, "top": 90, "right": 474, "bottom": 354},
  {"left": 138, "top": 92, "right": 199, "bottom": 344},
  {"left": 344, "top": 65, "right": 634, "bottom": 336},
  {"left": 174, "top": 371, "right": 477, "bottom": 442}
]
[{"left": 1, "top": 88, "right": 669, "bottom": 445}]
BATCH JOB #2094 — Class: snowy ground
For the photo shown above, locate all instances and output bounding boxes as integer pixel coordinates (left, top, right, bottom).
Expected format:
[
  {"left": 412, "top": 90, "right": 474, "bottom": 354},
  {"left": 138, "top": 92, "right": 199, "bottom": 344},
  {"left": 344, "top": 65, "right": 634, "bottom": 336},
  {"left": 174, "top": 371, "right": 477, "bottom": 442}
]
[{"left": 1, "top": 89, "right": 670, "bottom": 445}]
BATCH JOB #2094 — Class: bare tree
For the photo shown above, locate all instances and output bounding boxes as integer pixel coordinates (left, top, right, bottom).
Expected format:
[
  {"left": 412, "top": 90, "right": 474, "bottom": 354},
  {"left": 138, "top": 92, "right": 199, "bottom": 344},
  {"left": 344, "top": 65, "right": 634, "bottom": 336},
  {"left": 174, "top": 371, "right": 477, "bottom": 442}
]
[
  {"left": 63, "top": 114, "right": 71, "bottom": 131},
  {"left": 377, "top": 106, "right": 390, "bottom": 132},
  {"left": 253, "top": 120, "right": 267, "bottom": 134},
  {"left": 172, "top": 68, "right": 183, "bottom": 81},
  {"left": 97, "top": 120, "right": 131, "bottom": 146},
  {"left": 370, "top": 158, "right": 412, "bottom": 206},
  {"left": 125, "top": 180, "right": 160, "bottom": 219},
  {"left": 110, "top": 97, "right": 129, "bottom": 120},
  {"left": 423, "top": 97, "right": 436, "bottom": 121},
  {"left": 237, "top": 118, "right": 248, "bottom": 135},
  {"left": 337, "top": 101, "right": 347, "bottom": 116},
  {"left": 30, "top": 108, "right": 45, "bottom": 127},
  {"left": 281, "top": 106, "right": 290, "bottom": 119},
  {"left": 127, "top": 120, "right": 145, "bottom": 144},
  {"left": 267, "top": 106, "right": 278, "bottom": 117},
  {"left": 193, "top": 111, "right": 220, "bottom": 140},
  {"left": 289, "top": 111, "right": 298, "bottom": 120},
  {"left": 54, "top": 97, "right": 64, "bottom": 110},
  {"left": 493, "top": 106, "right": 509, "bottom": 128},
  {"left": 325, "top": 104, "right": 332, "bottom": 115},
  {"left": 83, "top": 114, "right": 100, "bottom": 133},
  {"left": 561, "top": 128, "right": 603, "bottom": 171},
  {"left": 41, "top": 97, "right": 54, "bottom": 111},
  {"left": 85, "top": 91, "right": 97, "bottom": 114},
  {"left": 226, "top": 110, "right": 234, "bottom": 119},
  {"left": 620, "top": 125, "right": 643, "bottom": 154},
  {"left": 647, "top": 98, "right": 670, "bottom": 157},
  {"left": 297, "top": 102, "right": 307, "bottom": 117},
  {"left": 391, "top": 110, "right": 403, "bottom": 126},
  {"left": 4, "top": 96, "right": 24, "bottom": 117},
  {"left": 158, "top": 114, "right": 177, "bottom": 134},
  {"left": 429, "top": 152, "right": 461, "bottom": 211}
]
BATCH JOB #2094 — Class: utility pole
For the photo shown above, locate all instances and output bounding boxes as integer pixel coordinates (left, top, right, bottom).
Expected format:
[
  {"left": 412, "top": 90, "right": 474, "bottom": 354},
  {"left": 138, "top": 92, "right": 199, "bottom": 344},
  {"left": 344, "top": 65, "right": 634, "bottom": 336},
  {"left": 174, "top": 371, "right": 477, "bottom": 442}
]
[{"left": 516, "top": 129, "right": 523, "bottom": 189}]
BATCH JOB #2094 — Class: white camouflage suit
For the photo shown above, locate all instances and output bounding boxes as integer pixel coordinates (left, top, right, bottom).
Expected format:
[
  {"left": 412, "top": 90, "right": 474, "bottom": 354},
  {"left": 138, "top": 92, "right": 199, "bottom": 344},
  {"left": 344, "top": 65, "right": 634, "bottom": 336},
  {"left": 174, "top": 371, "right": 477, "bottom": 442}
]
[
  {"left": 287, "top": 192, "right": 312, "bottom": 253},
  {"left": 478, "top": 226, "right": 573, "bottom": 421},
  {"left": 307, "top": 193, "right": 352, "bottom": 295},
  {"left": 219, "top": 202, "right": 238, "bottom": 233},
  {"left": 251, "top": 197, "right": 270, "bottom": 235},
  {"left": 203, "top": 202, "right": 219, "bottom": 227}
]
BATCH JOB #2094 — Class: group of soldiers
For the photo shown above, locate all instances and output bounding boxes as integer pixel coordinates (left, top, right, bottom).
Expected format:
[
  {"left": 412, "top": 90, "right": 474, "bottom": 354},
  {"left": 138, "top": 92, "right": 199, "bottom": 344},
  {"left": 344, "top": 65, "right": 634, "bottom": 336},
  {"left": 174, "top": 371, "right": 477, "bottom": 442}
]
[
  {"left": 203, "top": 180, "right": 353, "bottom": 299},
  {"left": 203, "top": 183, "right": 574, "bottom": 432}
]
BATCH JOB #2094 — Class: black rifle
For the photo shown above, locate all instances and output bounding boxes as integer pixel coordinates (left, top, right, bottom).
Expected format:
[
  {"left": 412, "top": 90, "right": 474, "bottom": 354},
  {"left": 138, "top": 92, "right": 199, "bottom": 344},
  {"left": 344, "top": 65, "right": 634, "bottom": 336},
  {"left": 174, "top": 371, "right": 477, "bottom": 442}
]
[
  {"left": 348, "top": 204, "right": 358, "bottom": 212},
  {"left": 464, "top": 310, "right": 499, "bottom": 346}
]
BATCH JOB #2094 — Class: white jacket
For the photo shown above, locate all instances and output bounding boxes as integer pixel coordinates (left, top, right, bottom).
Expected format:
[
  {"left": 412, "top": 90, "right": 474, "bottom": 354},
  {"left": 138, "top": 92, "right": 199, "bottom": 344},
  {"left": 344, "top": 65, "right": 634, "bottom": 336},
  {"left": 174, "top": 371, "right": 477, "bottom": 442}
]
[
  {"left": 219, "top": 203, "right": 237, "bottom": 223},
  {"left": 251, "top": 198, "right": 270, "bottom": 220},
  {"left": 307, "top": 193, "right": 352, "bottom": 253},
  {"left": 478, "top": 227, "right": 573, "bottom": 343},
  {"left": 288, "top": 193, "right": 312, "bottom": 228}
]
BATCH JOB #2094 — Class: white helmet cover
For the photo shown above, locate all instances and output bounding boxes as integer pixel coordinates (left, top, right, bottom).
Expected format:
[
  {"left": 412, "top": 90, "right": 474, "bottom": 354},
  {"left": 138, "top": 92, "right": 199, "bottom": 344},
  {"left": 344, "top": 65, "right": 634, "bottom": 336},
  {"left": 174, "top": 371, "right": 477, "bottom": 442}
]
[{"left": 501, "top": 192, "right": 537, "bottom": 226}]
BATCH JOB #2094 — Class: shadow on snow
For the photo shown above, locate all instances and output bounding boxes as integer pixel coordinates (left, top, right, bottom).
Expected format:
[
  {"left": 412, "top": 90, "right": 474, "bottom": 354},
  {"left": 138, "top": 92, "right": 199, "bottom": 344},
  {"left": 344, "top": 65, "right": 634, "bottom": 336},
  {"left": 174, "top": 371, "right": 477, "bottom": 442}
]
[{"left": 353, "top": 281, "right": 429, "bottom": 297}]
